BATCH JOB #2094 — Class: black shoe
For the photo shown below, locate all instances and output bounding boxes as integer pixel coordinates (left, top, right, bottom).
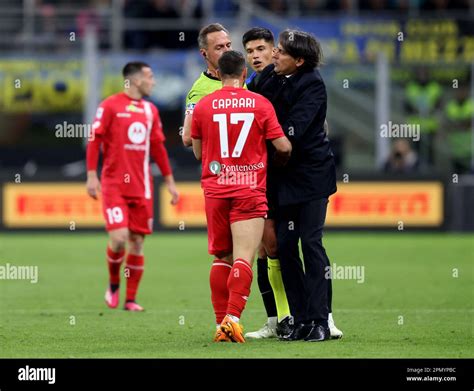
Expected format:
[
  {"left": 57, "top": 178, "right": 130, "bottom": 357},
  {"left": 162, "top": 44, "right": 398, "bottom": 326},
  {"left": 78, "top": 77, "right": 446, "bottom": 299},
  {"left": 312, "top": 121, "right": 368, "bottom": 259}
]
[
  {"left": 304, "top": 324, "right": 330, "bottom": 342},
  {"left": 279, "top": 323, "right": 313, "bottom": 341},
  {"left": 276, "top": 316, "right": 294, "bottom": 338}
]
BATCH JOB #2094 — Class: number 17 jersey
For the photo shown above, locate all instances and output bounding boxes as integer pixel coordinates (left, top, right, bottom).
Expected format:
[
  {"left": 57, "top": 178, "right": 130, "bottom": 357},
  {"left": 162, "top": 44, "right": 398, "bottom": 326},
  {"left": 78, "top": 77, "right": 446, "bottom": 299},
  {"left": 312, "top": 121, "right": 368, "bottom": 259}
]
[{"left": 191, "top": 86, "right": 284, "bottom": 199}]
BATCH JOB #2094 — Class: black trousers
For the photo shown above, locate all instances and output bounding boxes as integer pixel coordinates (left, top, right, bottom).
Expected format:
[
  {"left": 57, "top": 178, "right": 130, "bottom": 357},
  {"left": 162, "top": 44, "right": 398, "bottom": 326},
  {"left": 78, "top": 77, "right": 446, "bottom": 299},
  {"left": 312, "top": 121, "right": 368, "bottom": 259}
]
[{"left": 277, "top": 197, "right": 331, "bottom": 326}]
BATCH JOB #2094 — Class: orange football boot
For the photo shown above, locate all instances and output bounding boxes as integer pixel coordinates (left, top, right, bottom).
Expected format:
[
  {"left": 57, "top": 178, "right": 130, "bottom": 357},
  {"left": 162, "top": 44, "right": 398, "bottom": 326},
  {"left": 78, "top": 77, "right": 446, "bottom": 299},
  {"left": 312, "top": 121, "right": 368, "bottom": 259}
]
[
  {"left": 213, "top": 328, "right": 231, "bottom": 342},
  {"left": 220, "top": 315, "right": 245, "bottom": 343}
]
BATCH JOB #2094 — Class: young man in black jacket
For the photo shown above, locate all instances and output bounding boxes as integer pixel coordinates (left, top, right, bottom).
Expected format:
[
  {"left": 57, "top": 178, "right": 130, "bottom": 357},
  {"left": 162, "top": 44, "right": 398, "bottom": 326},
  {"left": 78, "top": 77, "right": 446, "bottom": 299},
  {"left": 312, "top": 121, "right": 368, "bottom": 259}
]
[{"left": 254, "top": 29, "right": 342, "bottom": 341}]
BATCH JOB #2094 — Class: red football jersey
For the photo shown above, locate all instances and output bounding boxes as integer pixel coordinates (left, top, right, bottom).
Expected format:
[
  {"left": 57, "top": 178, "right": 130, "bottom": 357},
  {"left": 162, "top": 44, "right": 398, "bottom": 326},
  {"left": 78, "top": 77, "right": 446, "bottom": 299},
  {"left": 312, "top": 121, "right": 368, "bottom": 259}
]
[
  {"left": 90, "top": 92, "right": 165, "bottom": 198},
  {"left": 191, "top": 86, "right": 284, "bottom": 199}
]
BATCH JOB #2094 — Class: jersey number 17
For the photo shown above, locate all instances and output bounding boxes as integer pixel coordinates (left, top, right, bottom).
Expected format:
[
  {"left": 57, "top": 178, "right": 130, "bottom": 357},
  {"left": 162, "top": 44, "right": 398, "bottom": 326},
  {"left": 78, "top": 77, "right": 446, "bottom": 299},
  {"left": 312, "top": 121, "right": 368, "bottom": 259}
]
[{"left": 213, "top": 113, "right": 254, "bottom": 158}]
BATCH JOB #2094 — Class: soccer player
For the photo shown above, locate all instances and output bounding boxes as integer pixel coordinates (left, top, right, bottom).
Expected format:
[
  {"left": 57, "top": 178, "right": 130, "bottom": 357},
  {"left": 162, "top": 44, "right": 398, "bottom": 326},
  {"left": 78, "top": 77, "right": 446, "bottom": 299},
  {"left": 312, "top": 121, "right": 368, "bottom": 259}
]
[
  {"left": 242, "top": 27, "right": 292, "bottom": 339},
  {"left": 182, "top": 23, "right": 232, "bottom": 147},
  {"left": 191, "top": 50, "right": 292, "bottom": 343},
  {"left": 86, "top": 62, "right": 179, "bottom": 311}
]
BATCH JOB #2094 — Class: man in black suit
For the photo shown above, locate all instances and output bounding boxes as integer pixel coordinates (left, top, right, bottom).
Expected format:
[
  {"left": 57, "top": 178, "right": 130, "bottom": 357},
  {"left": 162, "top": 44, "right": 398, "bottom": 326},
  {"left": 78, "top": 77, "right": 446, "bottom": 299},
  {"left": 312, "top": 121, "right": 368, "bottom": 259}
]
[{"left": 254, "top": 29, "right": 340, "bottom": 342}]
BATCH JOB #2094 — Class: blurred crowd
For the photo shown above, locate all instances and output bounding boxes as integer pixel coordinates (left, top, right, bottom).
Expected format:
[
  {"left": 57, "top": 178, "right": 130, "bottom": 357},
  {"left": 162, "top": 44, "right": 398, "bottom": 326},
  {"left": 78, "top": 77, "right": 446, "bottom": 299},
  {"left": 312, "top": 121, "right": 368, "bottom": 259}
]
[
  {"left": 122, "top": 0, "right": 206, "bottom": 49},
  {"left": 31, "top": 0, "right": 474, "bottom": 15},
  {"left": 257, "top": 0, "right": 473, "bottom": 13},
  {"left": 12, "top": 0, "right": 473, "bottom": 50},
  {"left": 384, "top": 69, "right": 473, "bottom": 174}
]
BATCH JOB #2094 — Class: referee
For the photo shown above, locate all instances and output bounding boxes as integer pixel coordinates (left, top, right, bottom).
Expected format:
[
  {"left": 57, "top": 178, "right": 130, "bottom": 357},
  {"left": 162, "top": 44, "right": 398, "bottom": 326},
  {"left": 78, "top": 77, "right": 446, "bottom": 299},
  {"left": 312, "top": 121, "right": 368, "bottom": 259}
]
[
  {"left": 255, "top": 29, "right": 340, "bottom": 342},
  {"left": 182, "top": 23, "right": 232, "bottom": 147}
]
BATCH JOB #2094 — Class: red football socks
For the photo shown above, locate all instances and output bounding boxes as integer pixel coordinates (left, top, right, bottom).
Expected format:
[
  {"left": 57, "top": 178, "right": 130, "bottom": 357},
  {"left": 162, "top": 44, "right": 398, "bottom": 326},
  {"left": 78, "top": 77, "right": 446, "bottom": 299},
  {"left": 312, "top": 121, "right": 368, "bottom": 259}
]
[
  {"left": 210, "top": 259, "right": 232, "bottom": 324},
  {"left": 226, "top": 258, "right": 253, "bottom": 319},
  {"left": 125, "top": 254, "right": 145, "bottom": 302},
  {"left": 106, "top": 246, "right": 125, "bottom": 286}
]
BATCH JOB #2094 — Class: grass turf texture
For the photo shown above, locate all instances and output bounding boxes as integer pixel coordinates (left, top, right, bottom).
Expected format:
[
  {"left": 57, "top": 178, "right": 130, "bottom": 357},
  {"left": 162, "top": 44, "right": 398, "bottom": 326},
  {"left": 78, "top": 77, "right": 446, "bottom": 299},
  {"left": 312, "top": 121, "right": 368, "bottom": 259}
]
[{"left": 0, "top": 232, "right": 472, "bottom": 358}]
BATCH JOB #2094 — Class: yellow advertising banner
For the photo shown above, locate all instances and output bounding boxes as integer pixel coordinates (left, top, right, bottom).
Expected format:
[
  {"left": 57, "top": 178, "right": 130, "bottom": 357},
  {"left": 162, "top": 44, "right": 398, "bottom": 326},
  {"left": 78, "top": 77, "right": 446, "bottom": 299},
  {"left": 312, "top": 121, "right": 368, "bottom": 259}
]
[
  {"left": 159, "top": 181, "right": 443, "bottom": 228},
  {"left": 159, "top": 182, "right": 205, "bottom": 228},
  {"left": 2, "top": 181, "right": 443, "bottom": 229},
  {"left": 3, "top": 183, "right": 104, "bottom": 227},
  {"left": 326, "top": 182, "right": 443, "bottom": 226}
]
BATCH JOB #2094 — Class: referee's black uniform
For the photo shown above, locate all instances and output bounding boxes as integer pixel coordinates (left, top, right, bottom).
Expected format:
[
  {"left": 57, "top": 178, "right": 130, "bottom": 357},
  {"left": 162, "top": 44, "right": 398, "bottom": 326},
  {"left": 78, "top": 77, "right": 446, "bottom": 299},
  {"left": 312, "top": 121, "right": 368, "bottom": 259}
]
[{"left": 256, "top": 63, "right": 337, "bottom": 341}]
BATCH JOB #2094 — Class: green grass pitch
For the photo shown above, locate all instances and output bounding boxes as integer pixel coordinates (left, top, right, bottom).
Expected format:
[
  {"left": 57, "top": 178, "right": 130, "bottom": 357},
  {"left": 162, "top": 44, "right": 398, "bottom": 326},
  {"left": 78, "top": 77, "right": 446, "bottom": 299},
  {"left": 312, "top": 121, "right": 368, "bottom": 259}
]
[{"left": 0, "top": 232, "right": 472, "bottom": 358}]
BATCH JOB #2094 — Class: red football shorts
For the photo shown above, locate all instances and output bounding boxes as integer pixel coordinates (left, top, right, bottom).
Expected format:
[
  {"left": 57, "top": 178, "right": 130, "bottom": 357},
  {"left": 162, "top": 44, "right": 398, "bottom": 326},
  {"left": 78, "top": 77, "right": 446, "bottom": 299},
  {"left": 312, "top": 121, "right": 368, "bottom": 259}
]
[
  {"left": 102, "top": 192, "right": 153, "bottom": 235},
  {"left": 204, "top": 195, "right": 268, "bottom": 257}
]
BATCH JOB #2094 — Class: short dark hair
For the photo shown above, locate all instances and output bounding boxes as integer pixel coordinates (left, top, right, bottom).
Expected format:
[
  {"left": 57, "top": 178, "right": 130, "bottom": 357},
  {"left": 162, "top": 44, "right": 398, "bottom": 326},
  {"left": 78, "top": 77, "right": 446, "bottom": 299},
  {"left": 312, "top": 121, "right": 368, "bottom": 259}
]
[
  {"left": 122, "top": 62, "right": 150, "bottom": 78},
  {"left": 198, "top": 23, "right": 229, "bottom": 49},
  {"left": 278, "top": 29, "right": 323, "bottom": 70},
  {"left": 218, "top": 50, "right": 246, "bottom": 79},
  {"left": 242, "top": 27, "right": 274, "bottom": 47}
]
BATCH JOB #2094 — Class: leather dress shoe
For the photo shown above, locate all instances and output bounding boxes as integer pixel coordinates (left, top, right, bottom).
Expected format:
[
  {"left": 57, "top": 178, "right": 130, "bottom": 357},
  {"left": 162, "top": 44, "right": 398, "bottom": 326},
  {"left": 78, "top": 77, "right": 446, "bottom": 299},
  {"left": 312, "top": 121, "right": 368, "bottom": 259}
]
[
  {"left": 279, "top": 323, "right": 313, "bottom": 341},
  {"left": 304, "top": 324, "right": 330, "bottom": 342}
]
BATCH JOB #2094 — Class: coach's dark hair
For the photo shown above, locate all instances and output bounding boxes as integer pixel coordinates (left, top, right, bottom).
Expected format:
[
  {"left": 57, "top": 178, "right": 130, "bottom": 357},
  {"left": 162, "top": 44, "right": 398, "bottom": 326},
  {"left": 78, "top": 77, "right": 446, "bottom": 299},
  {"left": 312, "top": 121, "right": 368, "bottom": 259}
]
[
  {"left": 218, "top": 50, "right": 246, "bottom": 79},
  {"left": 122, "top": 62, "right": 150, "bottom": 78},
  {"left": 278, "top": 29, "right": 323, "bottom": 70},
  {"left": 198, "top": 23, "right": 229, "bottom": 49},
  {"left": 242, "top": 27, "right": 274, "bottom": 47}
]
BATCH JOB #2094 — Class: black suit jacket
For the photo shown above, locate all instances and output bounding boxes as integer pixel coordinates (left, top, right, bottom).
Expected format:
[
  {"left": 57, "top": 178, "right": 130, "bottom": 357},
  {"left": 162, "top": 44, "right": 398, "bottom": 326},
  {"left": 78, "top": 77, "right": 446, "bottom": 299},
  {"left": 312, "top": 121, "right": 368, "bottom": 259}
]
[{"left": 254, "top": 64, "right": 337, "bottom": 206}]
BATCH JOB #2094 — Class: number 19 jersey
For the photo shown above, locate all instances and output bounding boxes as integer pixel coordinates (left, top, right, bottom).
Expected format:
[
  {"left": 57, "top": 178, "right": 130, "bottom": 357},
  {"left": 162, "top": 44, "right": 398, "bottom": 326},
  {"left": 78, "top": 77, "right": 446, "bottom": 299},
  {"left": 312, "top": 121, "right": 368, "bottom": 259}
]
[{"left": 191, "top": 86, "right": 284, "bottom": 199}]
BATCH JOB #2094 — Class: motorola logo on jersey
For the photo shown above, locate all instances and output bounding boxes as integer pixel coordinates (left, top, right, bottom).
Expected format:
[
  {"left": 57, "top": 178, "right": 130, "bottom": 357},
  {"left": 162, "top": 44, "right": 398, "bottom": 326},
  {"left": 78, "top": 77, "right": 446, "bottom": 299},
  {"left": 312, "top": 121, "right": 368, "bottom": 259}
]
[{"left": 128, "top": 122, "right": 147, "bottom": 144}]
